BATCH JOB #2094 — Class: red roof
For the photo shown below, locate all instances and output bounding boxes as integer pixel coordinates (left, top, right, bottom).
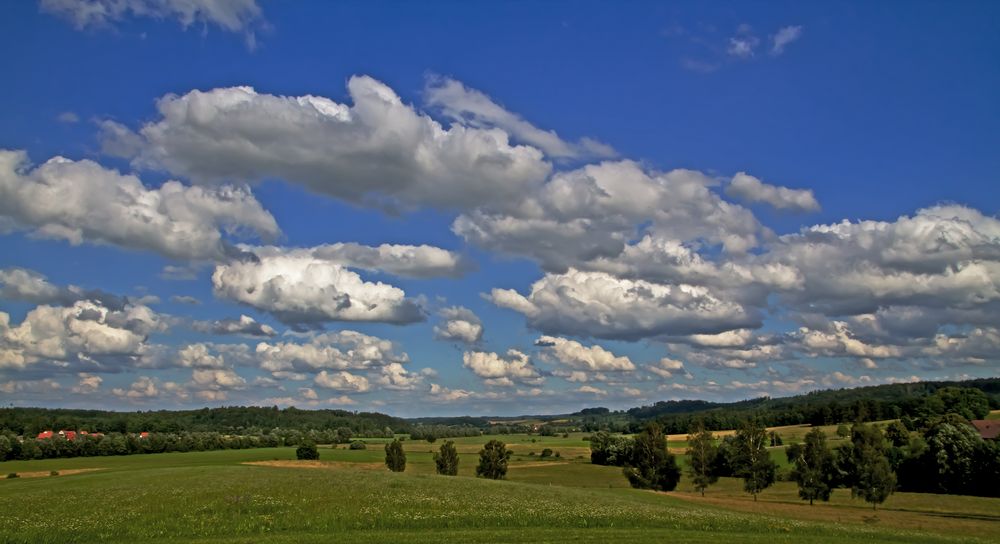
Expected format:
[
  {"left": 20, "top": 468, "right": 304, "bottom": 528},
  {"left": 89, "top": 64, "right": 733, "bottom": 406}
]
[
  {"left": 971, "top": 420, "right": 1000, "bottom": 440},
  {"left": 37, "top": 430, "right": 53, "bottom": 439}
]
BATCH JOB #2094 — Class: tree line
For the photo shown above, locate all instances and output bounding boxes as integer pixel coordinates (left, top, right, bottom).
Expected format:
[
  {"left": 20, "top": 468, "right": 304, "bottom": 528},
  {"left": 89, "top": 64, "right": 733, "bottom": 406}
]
[
  {"left": 0, "top": 405, "right": 407, "bottom": 436},
  {"left": 0, "top": 425, "right": 401, "bottom": 462}
]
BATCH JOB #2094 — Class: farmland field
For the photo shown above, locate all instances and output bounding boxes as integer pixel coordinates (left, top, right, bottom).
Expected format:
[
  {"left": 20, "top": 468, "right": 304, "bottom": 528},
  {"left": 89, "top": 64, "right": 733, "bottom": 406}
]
[{"left": 1, "top": 437, "right": 997, "bottom": 544}]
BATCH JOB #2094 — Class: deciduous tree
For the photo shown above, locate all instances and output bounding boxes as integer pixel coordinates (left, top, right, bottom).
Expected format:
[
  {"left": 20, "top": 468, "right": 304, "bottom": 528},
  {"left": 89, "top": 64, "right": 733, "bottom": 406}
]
[
  {"left": 476, "top": 439, "right": 511, "bottom": 479},
  {"left": 732, "top": 419, "right": 777, "bottom": 501},
  {"left": 385, "top": 438, "right": 406, "bottom": 472},
  {"left": 686, "top": 421, "right": 718, "bottom": 496},
  {"left": 623, "top": 423, "right": 681, "bottom": 492},
  {"left": 434, "top": 440, "right": 459, "bottom": 476},
  {"left": 787, "top": 428, "right": 835, "bottom": 505}
]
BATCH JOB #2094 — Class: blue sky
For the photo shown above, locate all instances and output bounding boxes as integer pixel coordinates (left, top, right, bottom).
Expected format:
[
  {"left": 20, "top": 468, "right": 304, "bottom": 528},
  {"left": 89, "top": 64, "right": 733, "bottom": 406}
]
[{"left": 1, "top": 1, "right": 998, "bottom": 416}]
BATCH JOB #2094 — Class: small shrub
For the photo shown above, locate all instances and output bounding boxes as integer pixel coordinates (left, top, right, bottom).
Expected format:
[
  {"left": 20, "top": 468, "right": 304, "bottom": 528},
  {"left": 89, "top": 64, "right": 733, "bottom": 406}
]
[
  {"left": 555, "top": 451, "right": 561, "bottom": 458},
  {"left": 540, "top": 448, "right": 553, "bottom": 458},
  {"left": 49, "top": 471, "right": 59, "bottom": 477},
  {"left": 349, "top": 441, "right": 367, "bottom": 450},
  {"left": 528, "top": 451, "right": 535, "bottom": 456},
  {"left": 6, "top": 473, "right": 18, "bottom": 479}
]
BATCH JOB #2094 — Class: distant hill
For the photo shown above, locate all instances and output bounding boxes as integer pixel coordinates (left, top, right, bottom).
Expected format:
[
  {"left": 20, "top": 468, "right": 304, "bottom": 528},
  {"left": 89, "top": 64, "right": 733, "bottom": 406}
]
[{"left": 2, "top": 377, "right": 997, "bottom": 435}]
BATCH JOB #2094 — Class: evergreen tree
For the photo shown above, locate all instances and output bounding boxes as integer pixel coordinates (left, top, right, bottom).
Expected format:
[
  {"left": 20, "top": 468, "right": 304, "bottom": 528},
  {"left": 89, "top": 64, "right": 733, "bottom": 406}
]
[
  {"left": 384, "top": 438, "right": 406, "bottom": 472},
  {"left": 732, "top": 419, "right": 777, "bottom": 501},
  {"left": 476, "top": 439, "right": 511, "bottom": 480},
  {"left": 685, "top": 421, "right": 718, "bottom": 496},
  {"left": 434, "top": 440, "right": 460, "bottom": 476}
]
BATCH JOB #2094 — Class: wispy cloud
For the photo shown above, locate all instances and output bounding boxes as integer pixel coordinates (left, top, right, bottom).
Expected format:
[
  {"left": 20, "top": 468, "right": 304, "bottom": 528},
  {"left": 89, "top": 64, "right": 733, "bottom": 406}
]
[{"left": 771, "top": 25, "right": 804, "bottom": 56}]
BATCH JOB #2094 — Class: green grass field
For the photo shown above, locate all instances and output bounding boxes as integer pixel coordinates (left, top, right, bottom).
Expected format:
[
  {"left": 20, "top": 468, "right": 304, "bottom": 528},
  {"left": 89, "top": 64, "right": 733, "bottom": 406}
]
[{"left": 1, "top": 436, "right": 998, "bottom": 544}]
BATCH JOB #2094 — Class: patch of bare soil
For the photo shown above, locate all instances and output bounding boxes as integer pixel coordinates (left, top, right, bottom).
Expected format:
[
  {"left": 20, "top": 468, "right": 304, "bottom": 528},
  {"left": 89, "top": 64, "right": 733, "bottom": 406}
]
[
  {"left": 7, "top": 468, "right": 104, "bottom": 479},
  {"left": 510, "top": 461, "right": 571, "bottom": 469},
  {"left": 242, "top": 460, "right": 384, "bottom": 471}
]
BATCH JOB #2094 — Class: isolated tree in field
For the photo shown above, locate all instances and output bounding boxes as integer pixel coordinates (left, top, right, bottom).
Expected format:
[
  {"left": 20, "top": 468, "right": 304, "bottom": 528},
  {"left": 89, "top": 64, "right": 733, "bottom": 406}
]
[
  {"left": 476, "top": 439, "right": 511, "bottom": 480},
  {"left": 843, "top": 423, "right": 896, "bottom": 510},
  {"left": 732, "top": 419, "right": 777, "bottom": 501},
  {"left": 623, "top": 423, "right": 681, "bottom": 492},
  {"left": 836, "top": 424, "right": 850, "bottom": 439},
  {"left": 434, "top": 440, "right": 459, "bottom": 476},
  {"left": 385, "top": 438, "right": 406, "bottom": 472},
  {"left": 296, "top": 439, "right": 319, "bottom": 460},
  {"left": 787, "top": 428, "right": 835, "bottom": 505},
  {"left": 686, "top": 421, "right": 718, "bottom": 496}
]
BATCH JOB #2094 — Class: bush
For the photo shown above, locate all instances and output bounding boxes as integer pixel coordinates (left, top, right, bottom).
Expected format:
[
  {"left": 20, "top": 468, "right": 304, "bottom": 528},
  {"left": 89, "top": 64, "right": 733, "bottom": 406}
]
[
  {"left": 6, "top": 473, "right": 18, "bottom": 479},
  {"left": 349, "top": 440, "right": 367, "bottom": 450},
  {"left": 49, "top": 470, "right": 59, "bottom": 477},
  {"left": 540, "top": 448, "right": 553, "bottom": 458},
  {"left": 295, "top": 440, "right": 319, "bottom": 460}
]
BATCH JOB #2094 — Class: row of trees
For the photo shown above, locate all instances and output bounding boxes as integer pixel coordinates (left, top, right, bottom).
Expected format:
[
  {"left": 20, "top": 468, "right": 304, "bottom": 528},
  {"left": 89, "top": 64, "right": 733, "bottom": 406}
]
[
  {"left": 382, "top": 438, "right": 510, "bottom": 479},
  {"left": 686, "top": 415, "right": 1000, "bottom": 506},
  {"left": 408, "top": 425, "right": 483, "bottom": 441},
  {"left": 0, "top": 425, "right": 407, "bottom": 462},
  {"left": 295, "top": 437, "right": 511, "bottom": 480},
  {"left": 593, "top": 416, "right": 998, "bottom": 508},
  {"left": 0, "top": 431, "right": 281, "bottom": 461}
]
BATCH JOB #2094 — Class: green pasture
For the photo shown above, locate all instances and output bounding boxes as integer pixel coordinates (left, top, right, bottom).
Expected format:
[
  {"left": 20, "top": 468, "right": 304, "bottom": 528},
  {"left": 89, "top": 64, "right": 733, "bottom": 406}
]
[{"left": 1, "top": 443, "right": 997, "bottom": 543}]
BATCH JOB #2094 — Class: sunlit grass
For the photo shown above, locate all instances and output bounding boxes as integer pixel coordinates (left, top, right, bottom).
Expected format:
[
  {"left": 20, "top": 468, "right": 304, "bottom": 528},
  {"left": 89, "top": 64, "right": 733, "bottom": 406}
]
[{"left": 1, "top": 446, "right": 994, "bottom": 543}]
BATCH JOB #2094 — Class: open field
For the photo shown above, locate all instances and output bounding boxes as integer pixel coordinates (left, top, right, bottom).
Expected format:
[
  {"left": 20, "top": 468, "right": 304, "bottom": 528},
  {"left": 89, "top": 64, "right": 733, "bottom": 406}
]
[{"left": 1, "top": 442, "right": 997, "bottom": 543}]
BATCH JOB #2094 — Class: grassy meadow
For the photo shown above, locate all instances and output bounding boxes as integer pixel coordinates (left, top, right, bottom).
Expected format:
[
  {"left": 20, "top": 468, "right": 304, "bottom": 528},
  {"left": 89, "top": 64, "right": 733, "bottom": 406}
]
[{"left": 1, "top": 432, "right": 997, "bottom": 543}]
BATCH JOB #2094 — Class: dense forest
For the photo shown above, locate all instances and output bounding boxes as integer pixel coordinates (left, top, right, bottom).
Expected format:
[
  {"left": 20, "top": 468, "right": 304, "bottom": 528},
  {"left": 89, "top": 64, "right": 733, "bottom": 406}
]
[
  {"left": 0, "top": 406, "right": 406, "bottom": 436},
  {"left": 617, "top": 378, "right": 1000, "bottom": 433}
]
